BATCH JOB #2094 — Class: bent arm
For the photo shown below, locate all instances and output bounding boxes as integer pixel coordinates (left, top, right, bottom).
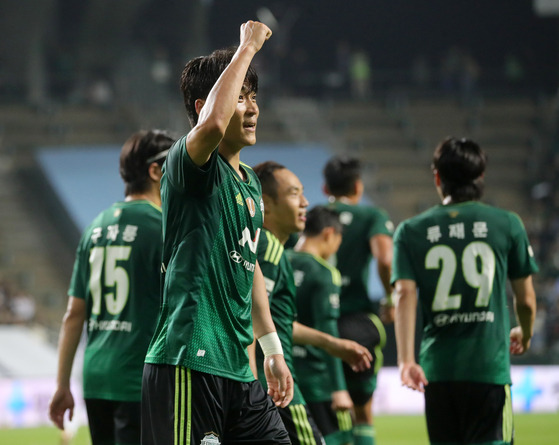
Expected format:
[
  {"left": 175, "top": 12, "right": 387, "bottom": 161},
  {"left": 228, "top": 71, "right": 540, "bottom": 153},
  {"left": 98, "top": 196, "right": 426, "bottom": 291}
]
[
  {"left": 186, "top": 22, "right": 271, "bottom": 166},
  {"left": 510, "top": 275, "right": 537, "bottom": 354},
  {"left": 292, "top": 321, "right": 372, "bottom": 372}
]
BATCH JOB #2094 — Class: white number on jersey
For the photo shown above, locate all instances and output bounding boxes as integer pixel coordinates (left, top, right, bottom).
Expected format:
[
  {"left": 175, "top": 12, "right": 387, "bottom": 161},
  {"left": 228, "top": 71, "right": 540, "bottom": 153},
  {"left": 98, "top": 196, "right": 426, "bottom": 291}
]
[
  {"left": 89, "top": 246, "right": 132, "bottom": 315},
  {"left": 426, "top": 241, "right": 496, "bottom": 311}
]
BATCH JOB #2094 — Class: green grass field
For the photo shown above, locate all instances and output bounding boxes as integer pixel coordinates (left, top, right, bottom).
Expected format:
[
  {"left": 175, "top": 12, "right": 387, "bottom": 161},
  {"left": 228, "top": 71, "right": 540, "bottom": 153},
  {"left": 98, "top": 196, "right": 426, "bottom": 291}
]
[{"left": 1, "top": 413, "right": 557, "bottom": 444}]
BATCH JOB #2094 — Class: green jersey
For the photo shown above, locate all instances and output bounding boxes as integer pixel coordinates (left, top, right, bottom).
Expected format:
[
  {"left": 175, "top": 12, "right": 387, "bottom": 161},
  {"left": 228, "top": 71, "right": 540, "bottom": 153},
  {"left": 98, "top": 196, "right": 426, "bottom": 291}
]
[
  {"left": 328, "top": 200, "right": 394, "bottom": 315},
  {"left": 256, "top": 229, "right": 305, "bottom": 404},
  {"left": 145, "top": 138, "right": 264, "bottom": 382},
  {"left": 69, "top": 200, "right": 162, "bottom": 401},
  {"left": 288, "top": 250, "right": 346, "bottom": 403},
  {"left": 391, "top": 201, "right": 538, "bottom": 385}
]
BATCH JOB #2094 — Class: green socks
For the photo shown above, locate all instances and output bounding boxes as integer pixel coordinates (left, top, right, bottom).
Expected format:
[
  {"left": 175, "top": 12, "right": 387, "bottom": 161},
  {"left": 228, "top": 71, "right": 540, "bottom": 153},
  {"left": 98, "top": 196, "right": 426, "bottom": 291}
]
[{"left": 353, "top": 424, "right": 376, "bottom": 445}]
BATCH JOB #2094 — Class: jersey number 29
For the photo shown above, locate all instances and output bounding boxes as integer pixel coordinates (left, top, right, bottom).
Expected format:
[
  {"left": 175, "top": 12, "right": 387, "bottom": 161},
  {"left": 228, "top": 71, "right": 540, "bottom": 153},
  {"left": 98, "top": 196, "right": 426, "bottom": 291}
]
[{"left": 426, "top": 241, "right": 495, "bottom": 311}]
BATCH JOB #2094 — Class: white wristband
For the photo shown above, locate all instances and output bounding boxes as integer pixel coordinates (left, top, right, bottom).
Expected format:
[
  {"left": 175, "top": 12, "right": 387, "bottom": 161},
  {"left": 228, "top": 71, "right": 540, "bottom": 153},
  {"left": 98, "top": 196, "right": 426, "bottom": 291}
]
[{"left": 258, "top": 332, "right": 283, "bottom": 357}]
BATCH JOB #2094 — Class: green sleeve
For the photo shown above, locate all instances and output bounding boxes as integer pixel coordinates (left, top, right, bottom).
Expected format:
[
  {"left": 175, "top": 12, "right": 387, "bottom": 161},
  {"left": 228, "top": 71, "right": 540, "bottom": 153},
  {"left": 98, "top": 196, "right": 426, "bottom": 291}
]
[
  {"left": 507, "top": 212, "right": 539, "bottom": 279},
  {"left": 367, "top": 206, "right": 394, "bottom": 239},
  {"left": 68, "top": 229, "right": 91, "bottom": 299},
  {"left": 311, "top": 275, "right": 347, "bottom": 392},
  {"left": 391, "top": 222, "right": 416, "bottom": 285}
]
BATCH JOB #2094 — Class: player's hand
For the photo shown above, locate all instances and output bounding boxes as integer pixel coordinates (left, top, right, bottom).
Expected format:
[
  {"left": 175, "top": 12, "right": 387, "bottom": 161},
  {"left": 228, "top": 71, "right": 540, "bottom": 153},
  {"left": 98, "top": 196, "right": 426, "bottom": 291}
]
[
  {"left": 48, "top": 387, "right": 75, "bottom": 430},
  {"left": 264, "top": 354, "right": 293, "bottom": 408},
  {"left": 240, "top": 20, "right": 272, "bottom": 54},
  {"left": 510, "top": 326, "right": 531, "bottom": 355},
  {"left": 380, "top": 299, "right": 395, "bottom": 324},
  {"left": 331, "top": 390, "right": 353, "bottom": 411},
  {"left": 399, "top": 362, "right": 428, "bottom": 393},
  {"left": 326, "top": 337, "right": 372, "bottom": 372}
]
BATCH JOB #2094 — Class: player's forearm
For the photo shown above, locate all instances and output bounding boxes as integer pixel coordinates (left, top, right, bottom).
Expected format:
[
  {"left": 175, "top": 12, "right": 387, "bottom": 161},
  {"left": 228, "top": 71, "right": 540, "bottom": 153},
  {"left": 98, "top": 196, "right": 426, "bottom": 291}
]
[
  {"left": 378, "top": 262, "right": 393, "bottom": 296},
  {"left": 292, "top": 321, "right": 333, "bottom": 349},
  {"left": 512, "top": 277, "right": 537, "bottom": 343},
  {"left": 251, "top": 262, "right": 277, "bottom": 338},
  {"left": 56, "top": 306, "right": 84, "bottom": 388},
  {"left": 394, "top": 280, "right": 418, "bottom": 365}
]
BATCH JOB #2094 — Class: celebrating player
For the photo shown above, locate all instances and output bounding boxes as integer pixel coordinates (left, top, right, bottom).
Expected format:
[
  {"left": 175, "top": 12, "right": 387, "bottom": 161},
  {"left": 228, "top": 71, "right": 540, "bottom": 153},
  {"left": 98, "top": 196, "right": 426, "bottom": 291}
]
[{"left": 141, "top": 22, "right": 293, "bottom": 445}]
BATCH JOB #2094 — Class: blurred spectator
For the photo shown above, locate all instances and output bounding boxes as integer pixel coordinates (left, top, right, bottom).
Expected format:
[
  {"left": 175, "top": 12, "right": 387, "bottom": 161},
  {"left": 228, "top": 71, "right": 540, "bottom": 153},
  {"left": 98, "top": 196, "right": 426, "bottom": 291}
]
[
  {"left": 87, "top": 78, "right": 113, "bottom": 108},
  {"left": 504, "top": 53, "right": 525, "bottom": 88},
  {"left": 411, "top": 54, "right": 432, "bottom": 89},
  {"left": 458, "top": 50, "right": 480, "bottom": 105},
  {"left": 350, "top": 48, "right": 372, "bottom": 100},
  {"left": 150, "top": 46, "right": 172, "bottom": 92}
]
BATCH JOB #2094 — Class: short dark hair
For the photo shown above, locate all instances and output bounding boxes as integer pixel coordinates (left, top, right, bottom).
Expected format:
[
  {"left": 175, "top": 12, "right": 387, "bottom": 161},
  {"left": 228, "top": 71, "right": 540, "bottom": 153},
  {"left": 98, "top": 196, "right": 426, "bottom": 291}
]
[
  {"left": 432, "top": 137, "right": 487, "bottom": 202},
  {"left": 253, "top": 160, "right": 286, "bottom": 201},
  {"left": 180, "top": 47, "right": 259, "bottom": 127},
  {"left": 303, "top": 206, "right": 343, "bottom": 237},
  {"left": 119, "top": 130, "right": 174, "bottom": 196},
  {"left": 323, "top": 155, "right": 361, "bottom": 196}
]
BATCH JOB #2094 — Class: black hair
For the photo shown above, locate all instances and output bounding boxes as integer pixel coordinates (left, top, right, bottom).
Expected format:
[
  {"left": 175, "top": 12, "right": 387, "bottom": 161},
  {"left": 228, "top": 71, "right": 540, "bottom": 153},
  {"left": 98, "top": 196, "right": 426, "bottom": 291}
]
[
  {"left": 323, "top": 155, "right": 361, "bottom": 196},
  {"left": 303, "top": 206, "right": 343, "bottom": 237},
  {"left": 253, "top": 160, "right": 286, "bottom": 200},
  {"left": 432, "top": 137, "right": 487, "bottom": 202},
  {"left": 180, "top": 46, "right": 259, "bottom": 127},
  {"left": 119, "top": 130, "right": 174, "bottom": 196}
]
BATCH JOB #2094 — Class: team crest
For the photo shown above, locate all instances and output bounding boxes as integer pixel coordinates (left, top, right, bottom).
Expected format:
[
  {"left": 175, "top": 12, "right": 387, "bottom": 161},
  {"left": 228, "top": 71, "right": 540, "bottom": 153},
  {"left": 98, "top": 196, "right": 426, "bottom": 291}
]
[
  {"left": 246, "top": 197, "right": 256, "bottom": 217},
  {"left": 449, "top": 211, "right": 459, "bottom": 218},
  {"left": 201, "top": 432, "right": 220, "bottom": 445}
]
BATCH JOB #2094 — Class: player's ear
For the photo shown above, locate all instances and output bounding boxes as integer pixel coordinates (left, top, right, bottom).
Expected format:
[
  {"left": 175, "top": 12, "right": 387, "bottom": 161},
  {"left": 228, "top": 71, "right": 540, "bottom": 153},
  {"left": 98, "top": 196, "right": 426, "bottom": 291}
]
[
  {"left": 433, "top": 169, "right": 441, "bottom": 187},
  {"left": 262, "top": 193, "right": 274, "bottom": 215},
  {"left": 322, "top": 184, "right": 330, "bottom": 196},
  {"left": 148, "top": 162, "right": 163, "bottom": 182},
  {"left": 354, "top": 179, "right": 364, "bottom": 197},
  {"left": 195, "top": 99, "right": 206, "bottom": 116}
]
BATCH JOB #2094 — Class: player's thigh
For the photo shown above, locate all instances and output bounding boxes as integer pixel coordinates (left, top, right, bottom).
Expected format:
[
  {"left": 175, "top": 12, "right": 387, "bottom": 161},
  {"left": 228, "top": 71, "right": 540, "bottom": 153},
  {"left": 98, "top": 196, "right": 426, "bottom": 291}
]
[
  {"left": 337, "top": 312, "right": 383, "bottom": 405},
  {"left": 225, "top": 380, "right": 290, "bottom": 445},
  {"left": 278, "top": 402, "right": 324, "bottom": 445},
  {"left": 85, "top": 398, "right": 116, "bottom": 445},
  {"left": 307, "top": 401, "right": 352, "bottom": 445},
  {"left": 425, "top": 382, "right": 513, "bottom": 445},
  {"left": 142, "top": 364, "right": 229, "bottom": 445},
  {"left": 112, "top": 401, "right": 141, "bottom": 445}
]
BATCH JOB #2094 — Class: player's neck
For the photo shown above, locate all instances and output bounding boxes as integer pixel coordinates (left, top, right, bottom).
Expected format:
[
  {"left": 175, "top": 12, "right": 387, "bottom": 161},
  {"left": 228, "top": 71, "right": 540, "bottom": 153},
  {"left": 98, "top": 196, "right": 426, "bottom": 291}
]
[
  {"left": 125, "top": 191, "right": 161, "bottom": 207},
  {"left": 296, "top": 238, "right": 325, "bottom": 259},
  {"left": 330, "top": 195, "right": 359, "bottom": 205},
  {"left": 219, "top": 145, "right": 245, "bottom": 180},
  {"left": 264, "top": 224, "right": 289, "bottom": 245}
]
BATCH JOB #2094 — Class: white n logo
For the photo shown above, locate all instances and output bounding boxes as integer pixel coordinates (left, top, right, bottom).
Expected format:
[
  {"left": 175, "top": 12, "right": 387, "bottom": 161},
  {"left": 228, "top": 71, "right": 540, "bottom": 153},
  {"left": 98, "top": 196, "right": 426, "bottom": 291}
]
[{"left": 238, "top": 227, "right": 261, "bottom": 254}]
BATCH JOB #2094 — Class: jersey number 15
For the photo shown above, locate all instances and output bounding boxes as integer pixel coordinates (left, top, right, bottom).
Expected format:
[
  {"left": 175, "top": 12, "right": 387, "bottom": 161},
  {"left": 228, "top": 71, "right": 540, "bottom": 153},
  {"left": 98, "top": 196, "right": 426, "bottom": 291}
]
[{"left": 89, "top": 246, "right": 131, "bottom": 315}]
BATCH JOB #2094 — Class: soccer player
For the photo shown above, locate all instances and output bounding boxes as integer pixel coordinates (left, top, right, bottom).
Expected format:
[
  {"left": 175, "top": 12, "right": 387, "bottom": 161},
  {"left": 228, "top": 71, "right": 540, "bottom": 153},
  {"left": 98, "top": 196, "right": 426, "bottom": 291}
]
[
  {"left": 290, "top": 206, "right": 353, "bottom": 445},
  {"left": 392, "top": 137, "right": 538, "bottom": 445},
  {"left": 48, "top": 129, "right": 175, "bottom": 445},
  {"left": 323, "top": 155, "right": 394, "bottom": 445},
  {"left": 254, "top": 161, "right": 372, "bottom": 445},
  {"left": 141, "top": 22, "right": 293, "bottom": 445}
]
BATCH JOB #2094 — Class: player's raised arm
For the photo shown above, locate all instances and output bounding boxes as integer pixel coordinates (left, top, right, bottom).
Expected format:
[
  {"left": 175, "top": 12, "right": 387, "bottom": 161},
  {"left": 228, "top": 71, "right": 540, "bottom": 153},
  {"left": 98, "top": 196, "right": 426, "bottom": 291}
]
[{"left": 186, "top": 21, "right": 271, "bottom": 166}]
